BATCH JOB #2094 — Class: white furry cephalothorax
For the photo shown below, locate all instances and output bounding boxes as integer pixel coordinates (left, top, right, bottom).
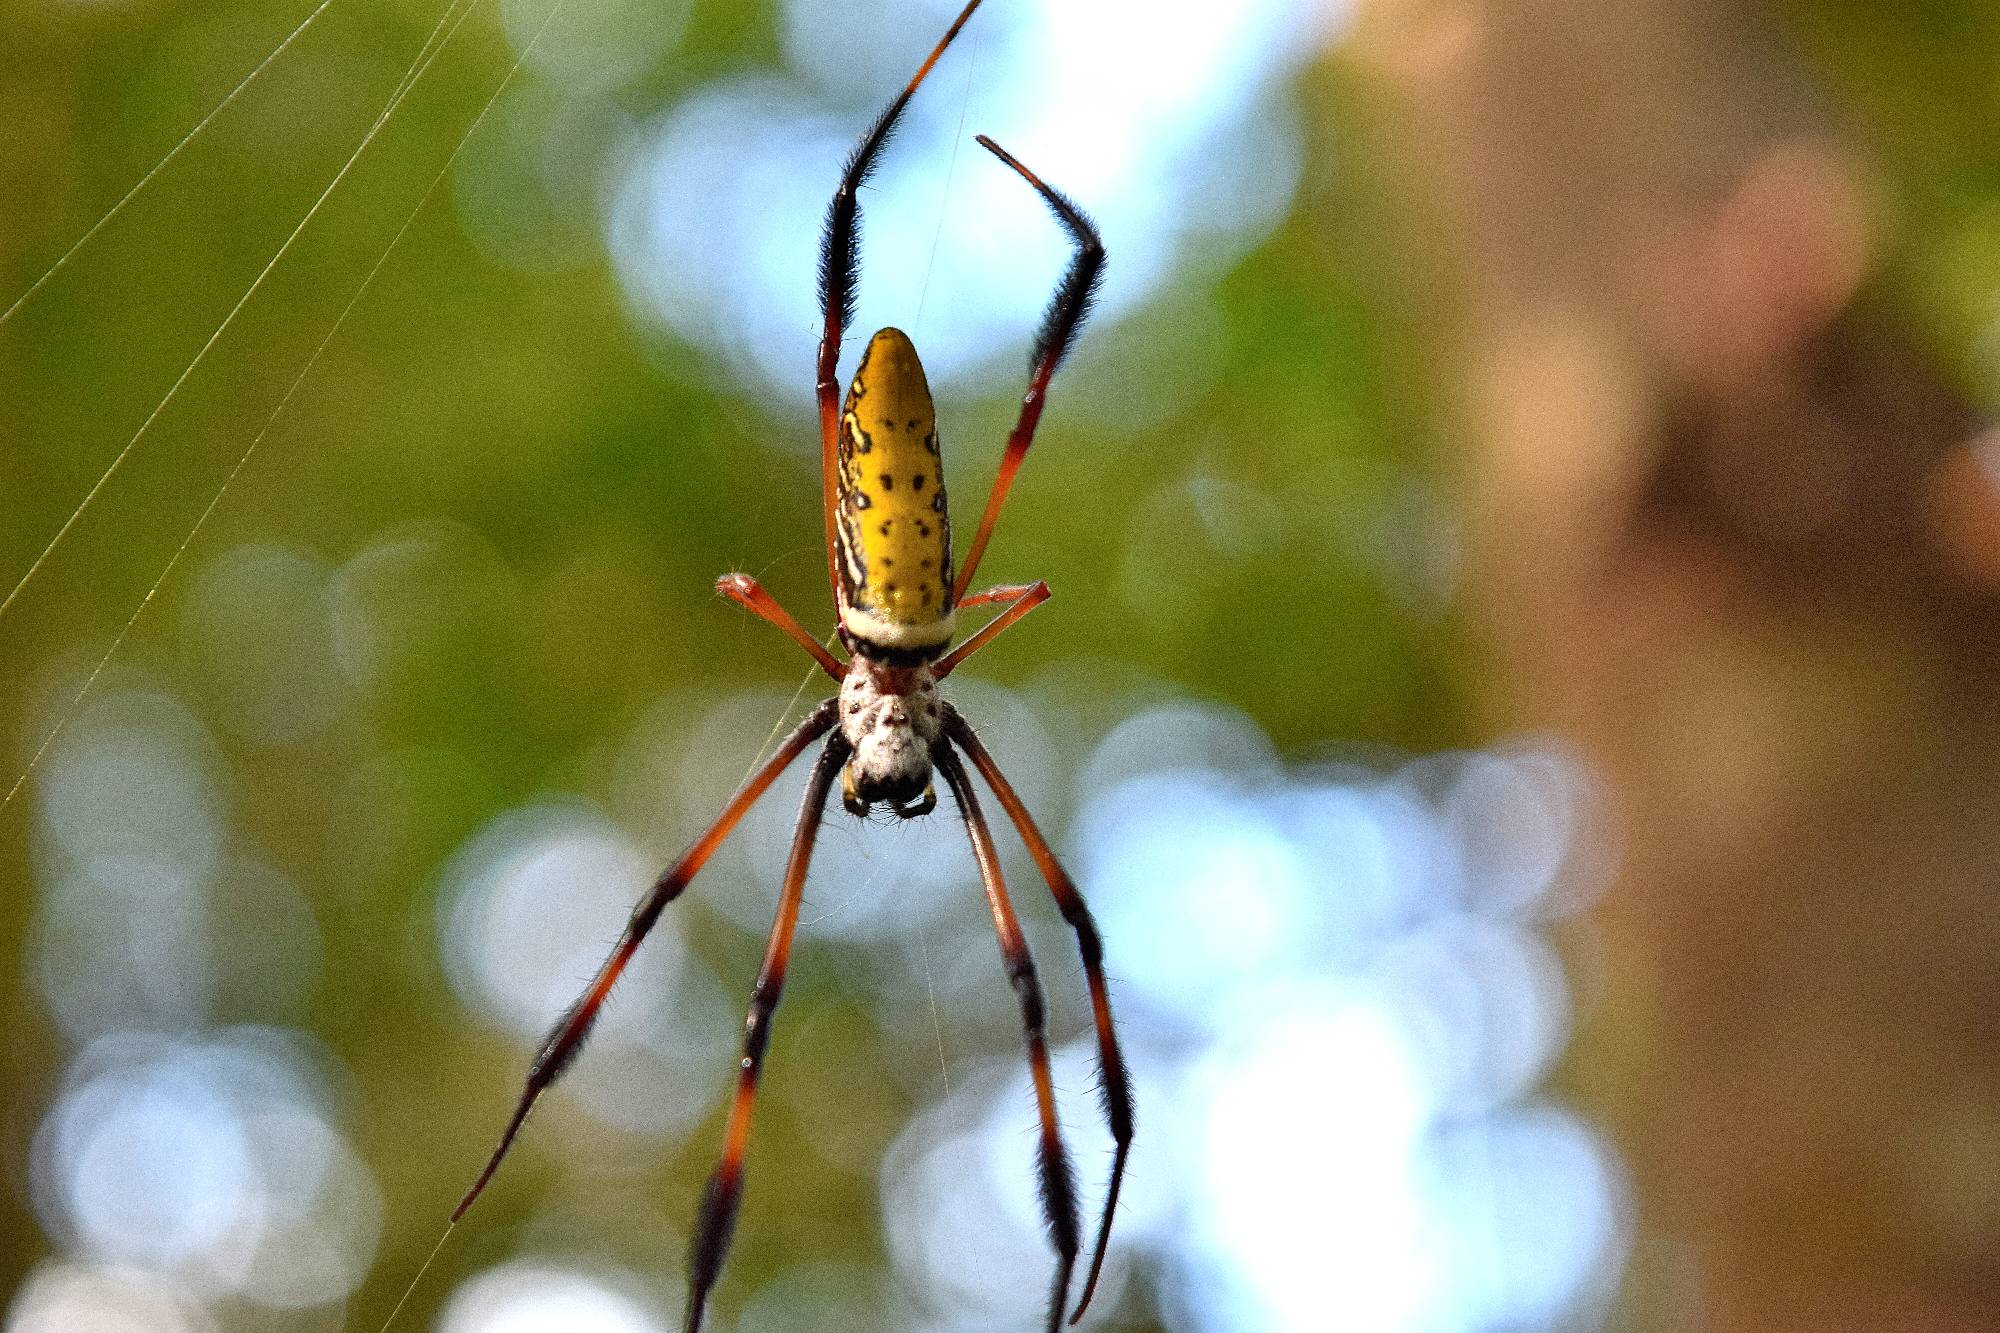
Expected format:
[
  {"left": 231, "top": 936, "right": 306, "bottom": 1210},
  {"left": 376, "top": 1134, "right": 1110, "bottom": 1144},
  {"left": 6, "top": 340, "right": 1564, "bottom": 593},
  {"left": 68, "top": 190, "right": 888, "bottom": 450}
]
[{"left": 838, "top": 662, "right": 943, "bottom": 815}]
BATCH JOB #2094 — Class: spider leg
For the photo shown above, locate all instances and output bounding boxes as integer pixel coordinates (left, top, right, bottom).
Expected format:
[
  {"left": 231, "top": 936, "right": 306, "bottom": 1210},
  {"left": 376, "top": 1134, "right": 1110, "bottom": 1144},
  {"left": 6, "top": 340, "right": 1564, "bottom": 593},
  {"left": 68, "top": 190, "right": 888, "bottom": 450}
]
[
  {"left": 452, "top": 699, "right": 839, "bottom": 1223},
  {"left": 936, "top": 744, "right": 1081, "bottom": 1333},
  {"left": 944, "top": 708, "right": 1133, "bottom": 1322},
  {"left": 934, "top": 580, "right": 1049, "bottom": 679},
  {"left": 951, "top": 138, "right": 1105, "bottom": 602},
  {"left": 682, "top": 733, "right": 850, "bottom": 1333},
  {"left": 716, "top": 573, "right": 845, "bottom": 680},
  {"left": 955, "top": 581, "right": 1043, "bottom": 611},
  {"left": 817, "top": 0, "right": 987, "bottom": 606}
]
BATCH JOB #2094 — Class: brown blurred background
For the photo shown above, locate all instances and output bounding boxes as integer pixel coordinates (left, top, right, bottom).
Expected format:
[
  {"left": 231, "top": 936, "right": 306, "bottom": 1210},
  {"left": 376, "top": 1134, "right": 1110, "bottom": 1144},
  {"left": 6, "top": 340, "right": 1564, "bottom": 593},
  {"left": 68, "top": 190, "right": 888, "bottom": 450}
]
[{"left": 1349, "top": 0, "right": 2000, "bottom": 1328}]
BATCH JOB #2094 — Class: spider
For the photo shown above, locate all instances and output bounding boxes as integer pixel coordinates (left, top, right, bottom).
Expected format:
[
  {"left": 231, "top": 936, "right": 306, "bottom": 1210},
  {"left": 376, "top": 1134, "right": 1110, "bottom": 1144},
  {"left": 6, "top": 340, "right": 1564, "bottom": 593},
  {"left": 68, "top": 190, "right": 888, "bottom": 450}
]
[{"left": 448, "top": 3, "right": 1134, "bottom": 1330}]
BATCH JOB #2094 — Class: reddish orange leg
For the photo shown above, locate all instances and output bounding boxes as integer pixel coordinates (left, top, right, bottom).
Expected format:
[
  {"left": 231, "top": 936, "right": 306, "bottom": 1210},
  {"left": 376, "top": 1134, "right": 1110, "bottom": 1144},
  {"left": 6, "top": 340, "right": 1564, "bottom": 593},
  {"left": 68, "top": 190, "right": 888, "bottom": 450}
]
[
  {"left": 716, "top": 573, "right": 844, "bottom": 680},
  {"left": 946, "top": 709, "right": 1133, "bottom": 1323},
  {"left": 952, "top": 138, "right": 1104, "bottom": 602},
  {"left": 683, "top": 734, "right": 849, "bottom": 1333},
  {"left": 956, "top": 581, "right": 1040, "bottom": 610},
  {"left": 452, "top": 700, "right": 839, "bottom": 1224},
  {"left": 817, "top": 0, "right": 987, "bottom": 605},
  {"left": 935, "top": 580, "right": 1049, "bottom": 679},
  {"left": 936, "top": 745, "right": 1081, "bottom": 1333}
]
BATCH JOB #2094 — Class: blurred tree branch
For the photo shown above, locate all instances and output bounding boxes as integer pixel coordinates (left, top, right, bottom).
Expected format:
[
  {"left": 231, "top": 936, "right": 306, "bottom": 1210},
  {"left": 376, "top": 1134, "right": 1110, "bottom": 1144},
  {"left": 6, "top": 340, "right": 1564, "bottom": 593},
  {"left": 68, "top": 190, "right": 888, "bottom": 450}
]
[{"left": 1348, "top": 0, "right": 2000, "bottom": 1328}]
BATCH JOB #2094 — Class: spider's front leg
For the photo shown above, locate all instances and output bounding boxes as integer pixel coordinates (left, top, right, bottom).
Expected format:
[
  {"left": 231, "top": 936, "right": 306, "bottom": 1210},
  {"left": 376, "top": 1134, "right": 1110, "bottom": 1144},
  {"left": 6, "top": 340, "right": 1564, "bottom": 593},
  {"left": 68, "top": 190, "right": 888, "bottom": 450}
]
[
  {"left": 683, "top": 733, "right": 851, "bottom": 1333},
  {"left": 936, "top": 744, "right": 1082, "bottom": 1332},
  {"left": 452, "top": 700, "right": 839, "bottom": 1223},
  {"left": 947, "top": 707, "right": 1134, "bottom": 1320}
]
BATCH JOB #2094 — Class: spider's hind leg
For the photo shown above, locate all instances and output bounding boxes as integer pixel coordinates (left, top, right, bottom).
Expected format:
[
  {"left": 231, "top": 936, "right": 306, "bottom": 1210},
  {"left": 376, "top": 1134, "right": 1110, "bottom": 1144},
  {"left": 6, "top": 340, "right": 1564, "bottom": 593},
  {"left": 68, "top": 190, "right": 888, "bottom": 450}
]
[{"left": 950, "top": 138, "right": 1105, "bottom": 603}]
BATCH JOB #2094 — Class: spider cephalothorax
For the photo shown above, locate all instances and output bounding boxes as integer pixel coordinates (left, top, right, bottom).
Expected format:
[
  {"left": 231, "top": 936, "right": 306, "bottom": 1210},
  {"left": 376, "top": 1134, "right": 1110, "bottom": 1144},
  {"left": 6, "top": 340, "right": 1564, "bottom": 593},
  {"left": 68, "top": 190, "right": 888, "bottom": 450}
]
[
  {"left": 457, "top": 6, "right": 1131, "bottom": 1333},
  {"left": 838, "top": 659, "right": 942, "bottom": 817}
]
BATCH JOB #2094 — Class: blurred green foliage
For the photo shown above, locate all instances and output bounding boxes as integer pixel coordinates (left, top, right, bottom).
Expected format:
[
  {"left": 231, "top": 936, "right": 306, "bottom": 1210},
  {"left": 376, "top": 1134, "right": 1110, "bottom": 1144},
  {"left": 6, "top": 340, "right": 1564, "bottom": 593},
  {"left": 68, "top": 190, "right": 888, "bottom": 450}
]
[
  {"left": 0, "top": 1, "right": 1456, "bottom": 1326},
  {"left": 1784, "top": 0, "right": 2000, "bottom": 397}
]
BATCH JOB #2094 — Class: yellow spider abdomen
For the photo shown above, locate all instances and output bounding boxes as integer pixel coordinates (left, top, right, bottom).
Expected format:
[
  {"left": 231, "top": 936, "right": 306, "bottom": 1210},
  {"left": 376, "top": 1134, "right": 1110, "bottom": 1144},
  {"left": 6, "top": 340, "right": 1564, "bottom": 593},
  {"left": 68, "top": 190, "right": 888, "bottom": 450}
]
[{"left": 836, "top": 327, "right": 955, "bottom": 658}]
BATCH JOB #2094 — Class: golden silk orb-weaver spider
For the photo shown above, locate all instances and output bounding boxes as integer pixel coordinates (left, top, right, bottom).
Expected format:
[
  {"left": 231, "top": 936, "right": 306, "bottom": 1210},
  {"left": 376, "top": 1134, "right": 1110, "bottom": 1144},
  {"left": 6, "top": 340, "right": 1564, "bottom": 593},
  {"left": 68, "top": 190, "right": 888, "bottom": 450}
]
[{"left": 449, "top": 4, "right": 1133, "bottom": 1331}]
